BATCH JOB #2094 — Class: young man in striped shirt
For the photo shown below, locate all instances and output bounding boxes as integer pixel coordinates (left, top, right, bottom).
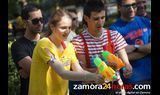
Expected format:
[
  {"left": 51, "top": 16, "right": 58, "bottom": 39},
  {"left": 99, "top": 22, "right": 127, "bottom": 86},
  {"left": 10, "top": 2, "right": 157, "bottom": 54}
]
[{"left": 71, "top": 0, "right": 132, "bottom": 94}]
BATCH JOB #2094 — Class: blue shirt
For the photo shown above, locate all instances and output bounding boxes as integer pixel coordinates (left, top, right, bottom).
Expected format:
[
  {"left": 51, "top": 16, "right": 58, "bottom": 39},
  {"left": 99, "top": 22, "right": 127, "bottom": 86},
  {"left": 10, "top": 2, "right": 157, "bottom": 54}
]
[{"left": 109, "top": 16, "right": 151, "bottom": 83}]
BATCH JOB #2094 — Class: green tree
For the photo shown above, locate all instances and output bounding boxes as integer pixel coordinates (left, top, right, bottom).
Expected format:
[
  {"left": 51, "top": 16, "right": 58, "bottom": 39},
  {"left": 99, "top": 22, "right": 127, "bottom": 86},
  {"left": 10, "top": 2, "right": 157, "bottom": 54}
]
[{"left": 8, "top": 41, "right": 20, "bottom": 95}]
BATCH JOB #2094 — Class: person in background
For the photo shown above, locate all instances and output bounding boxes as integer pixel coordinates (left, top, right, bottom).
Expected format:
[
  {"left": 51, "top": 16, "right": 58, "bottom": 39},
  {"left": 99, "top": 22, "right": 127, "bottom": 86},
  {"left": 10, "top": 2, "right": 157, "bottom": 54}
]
[
  {"left": 72, "top": 0, "right": 132, "bottom": 94},
  {"left": 18, "top": 0, "right": 28, "bottom": 8},
  {"left": 67, "top": 8, "right": 80, "bottom": 42},
  {"left": 109, "top": 0, "right": 151, "bottom": 91},
  {"left": 12, "top": 0, "right": 28, "bottom": 39},
  {"left": 136, "top": 0, "right": 151, "bottom": 19},
  {"left": 28, "top": 9, "right": 104, "bottom": 95},
  {"left": 11, "top": 3, "right": 43, "bottom": 95},
  {"left": 67, "top": 8, "right": 82, "bottom": 95}
]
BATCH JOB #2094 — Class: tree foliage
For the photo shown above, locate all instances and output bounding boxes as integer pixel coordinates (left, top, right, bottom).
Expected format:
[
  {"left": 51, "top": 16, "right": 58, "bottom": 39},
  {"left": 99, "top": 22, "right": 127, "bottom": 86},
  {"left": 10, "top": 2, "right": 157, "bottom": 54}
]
[
  {"left": 8, "top": 0, "right": 45, "bottom": 20},
  {"left": 8, "top": 41, "right": 20, "bottom": 95}
]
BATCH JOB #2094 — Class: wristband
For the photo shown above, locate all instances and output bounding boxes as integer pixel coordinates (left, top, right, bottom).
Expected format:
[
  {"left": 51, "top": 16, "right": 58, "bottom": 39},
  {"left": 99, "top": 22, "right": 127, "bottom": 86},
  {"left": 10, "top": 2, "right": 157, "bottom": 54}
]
[
  {"left": 134, "top": 45, "right": 140, "bottom": 52},
  {"left": 50, "top": 55, "right": 56, "bottom": 63}
]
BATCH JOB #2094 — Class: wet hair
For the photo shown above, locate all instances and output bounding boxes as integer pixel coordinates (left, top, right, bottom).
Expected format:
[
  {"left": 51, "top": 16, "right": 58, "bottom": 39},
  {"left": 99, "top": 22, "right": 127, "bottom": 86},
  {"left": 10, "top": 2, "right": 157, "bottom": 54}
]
[
  {"left": 83, "top": 0, "right": 105, "bottom": 25},
  {"left": 21, "top": 3, "right": 40, "bottom": 20},
  {"left": 46, "top": 8, "right": 72, "bottom": 36}
]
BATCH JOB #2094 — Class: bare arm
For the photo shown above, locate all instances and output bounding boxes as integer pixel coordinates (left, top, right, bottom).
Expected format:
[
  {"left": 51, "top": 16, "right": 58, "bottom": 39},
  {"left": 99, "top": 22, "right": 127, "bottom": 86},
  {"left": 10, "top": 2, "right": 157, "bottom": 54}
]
[
  {"left": 127, "top": 52, "right": 148, "bottom": 61},
  {"left": 17, "top": 56, "right": 32, "bottom": 78},
  {"left": 117, "top": 48, "right": 132, "bottom": 77},
  {"left": 45, "top": 48, "right": 103, "bottom": 83},
  {"left": 71, "top": 59, "right": 96, "bottom": 76},
  {"left": 76, "top": 54, "right": 98, "bottom": 73},
  {"left": 137, "top": 43, "right": 151, "bottom": 54},
  {"left": 48, "top": 58, "right": 104, "bottom": 83},
  {"left": 125, "top": 43, "right": 151, "bottom": 61}
]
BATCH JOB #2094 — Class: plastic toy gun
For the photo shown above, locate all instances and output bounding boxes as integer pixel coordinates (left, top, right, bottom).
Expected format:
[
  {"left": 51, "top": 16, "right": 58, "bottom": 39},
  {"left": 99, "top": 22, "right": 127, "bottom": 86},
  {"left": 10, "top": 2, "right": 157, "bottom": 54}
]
[
  {"left": 101, "top": 51, "right": 126, "bottom": 71},
  {"left": 93, "top": 56, "right": 117, "bottom": 81}
]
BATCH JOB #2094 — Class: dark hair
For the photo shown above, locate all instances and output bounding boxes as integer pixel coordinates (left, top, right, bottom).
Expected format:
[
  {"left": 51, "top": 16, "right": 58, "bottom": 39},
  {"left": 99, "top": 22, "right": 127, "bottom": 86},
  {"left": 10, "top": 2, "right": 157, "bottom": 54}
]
[
  {"left": 21, "top": 3, "right": 40, "bottom": 20},
  {"left": 83, "top": 0, "right": 105, "bottom": 17},
  {"left": 67, "top": 9, "right": 77, "bottom": 15},
  {"left": 116, "top": 0, "right": 123, "bottom": 5},
  {"left": 116, "top": 0, "right": 123, "bottom": 17},
  {"left": 83, "top": 0, "right": 105, "bottom": 25}
]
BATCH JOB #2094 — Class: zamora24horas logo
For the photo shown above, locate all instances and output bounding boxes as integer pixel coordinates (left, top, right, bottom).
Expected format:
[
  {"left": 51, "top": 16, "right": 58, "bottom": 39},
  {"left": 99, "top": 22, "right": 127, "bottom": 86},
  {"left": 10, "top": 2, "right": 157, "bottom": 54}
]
[
  {"left": 73, "top": 83, "right": 151, "bottom": 90},
  {"left": 73, "top": 83, "right": 112, "bottom": 90}
]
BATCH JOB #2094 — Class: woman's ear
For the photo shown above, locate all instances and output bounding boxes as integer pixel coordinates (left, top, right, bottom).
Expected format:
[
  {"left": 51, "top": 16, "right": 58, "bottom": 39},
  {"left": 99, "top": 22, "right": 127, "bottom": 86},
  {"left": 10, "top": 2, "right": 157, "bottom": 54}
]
[{"left": 49, "top": 24, "right": 54, "bottom": 32}]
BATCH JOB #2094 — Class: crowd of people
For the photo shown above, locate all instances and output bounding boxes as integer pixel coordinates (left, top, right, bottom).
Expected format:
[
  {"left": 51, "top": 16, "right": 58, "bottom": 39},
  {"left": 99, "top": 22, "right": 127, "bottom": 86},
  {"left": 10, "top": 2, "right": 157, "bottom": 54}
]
[{"left": 10, "top": 0, "right": 151, "bottom": 95}]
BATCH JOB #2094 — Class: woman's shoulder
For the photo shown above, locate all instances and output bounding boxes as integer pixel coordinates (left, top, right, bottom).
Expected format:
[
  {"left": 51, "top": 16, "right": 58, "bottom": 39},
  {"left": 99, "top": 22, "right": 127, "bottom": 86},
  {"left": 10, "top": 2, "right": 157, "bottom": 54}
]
[
  {"left": 38, "top": 37, "right": 49, "bottom": 43},
  {"left": 37, "top": 37, "right": 50, "bottom": 46},
  {"left": 65, "top": 41, "right": 74, "bottom": 49}
]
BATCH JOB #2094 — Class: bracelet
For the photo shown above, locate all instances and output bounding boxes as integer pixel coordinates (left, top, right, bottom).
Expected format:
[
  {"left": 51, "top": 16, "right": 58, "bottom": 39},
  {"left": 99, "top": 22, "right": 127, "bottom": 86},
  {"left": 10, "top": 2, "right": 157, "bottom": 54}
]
[
  {"left": 50, "top": 55, "right": 56, "bottom": 63},
  {"left": 134, "top": 45, "right": 140, "bottom": 52}
]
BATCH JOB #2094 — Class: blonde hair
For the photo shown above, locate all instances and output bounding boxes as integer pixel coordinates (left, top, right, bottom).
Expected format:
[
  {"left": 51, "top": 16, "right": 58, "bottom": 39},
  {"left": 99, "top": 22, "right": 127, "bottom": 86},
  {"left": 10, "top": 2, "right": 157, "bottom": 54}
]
[{"left": 46, "top": 9, "right": 71, "bottom": 36}]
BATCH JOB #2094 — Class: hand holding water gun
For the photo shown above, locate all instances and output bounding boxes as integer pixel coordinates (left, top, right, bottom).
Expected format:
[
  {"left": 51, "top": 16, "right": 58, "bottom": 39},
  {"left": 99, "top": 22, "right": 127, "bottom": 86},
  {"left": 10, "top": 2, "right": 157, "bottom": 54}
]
[
  {"left": 93, "top": 56, "right": 117, "bottom": 81},
  {"left": 101, "top": 51, "right": 126, "bottom": 71},
  {"left": 101, "top": 51, "right": 133, "bottom": 78}
]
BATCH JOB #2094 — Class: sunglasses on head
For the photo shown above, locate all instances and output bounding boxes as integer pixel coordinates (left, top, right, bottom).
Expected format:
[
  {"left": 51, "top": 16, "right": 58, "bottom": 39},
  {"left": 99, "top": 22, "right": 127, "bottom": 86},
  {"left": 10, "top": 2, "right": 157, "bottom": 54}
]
[
  {"left": 30, "top": 17, "right": 44, "bottom": 25},
  {"left": 121, "top": 3, "right": 137, "bottom": 9}
]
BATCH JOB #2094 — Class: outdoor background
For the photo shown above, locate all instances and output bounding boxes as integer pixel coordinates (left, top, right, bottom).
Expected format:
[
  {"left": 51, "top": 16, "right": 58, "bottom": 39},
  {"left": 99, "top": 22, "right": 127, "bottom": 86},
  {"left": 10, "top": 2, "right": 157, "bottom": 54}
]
[{"left": 8, "top": 0, "right": 151, "bottom": 95}]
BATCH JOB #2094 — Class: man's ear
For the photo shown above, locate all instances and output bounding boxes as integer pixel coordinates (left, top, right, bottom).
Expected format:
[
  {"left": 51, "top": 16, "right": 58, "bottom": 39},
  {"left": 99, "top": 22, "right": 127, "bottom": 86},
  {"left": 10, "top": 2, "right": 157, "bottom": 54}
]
[
  {"left": 84, "top": 15, "right": 89, "bottom": 22},
  {"left": 22, "top": 19, "right": 27, "bottom": 27}
]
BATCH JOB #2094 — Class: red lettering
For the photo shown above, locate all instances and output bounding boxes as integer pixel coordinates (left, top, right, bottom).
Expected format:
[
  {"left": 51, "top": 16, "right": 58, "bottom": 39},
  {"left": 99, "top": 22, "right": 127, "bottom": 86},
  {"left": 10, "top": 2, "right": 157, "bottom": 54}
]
[
  {"left": 124, "top": 84, "right": 134, "bottom": 90},
  {"left": 112, "top": 84, "right": 120, "bottom": 90}
]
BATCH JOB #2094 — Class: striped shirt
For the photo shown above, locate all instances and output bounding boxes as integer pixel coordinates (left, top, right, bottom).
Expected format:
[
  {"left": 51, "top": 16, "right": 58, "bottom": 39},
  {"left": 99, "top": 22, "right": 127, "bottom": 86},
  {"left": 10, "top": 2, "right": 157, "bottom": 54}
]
[
  {"left": 72, "top": 28, "right": 128, "bottom": 59},
  {"left": 72, "top": 28, "right": 127, "bottom": 93}
]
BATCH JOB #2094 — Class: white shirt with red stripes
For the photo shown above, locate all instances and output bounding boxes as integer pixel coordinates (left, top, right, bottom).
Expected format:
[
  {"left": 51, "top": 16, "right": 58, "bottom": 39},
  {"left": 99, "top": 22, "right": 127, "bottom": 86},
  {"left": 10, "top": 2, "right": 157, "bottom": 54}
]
[
  {"left": 72, "top": 28, "right": 127, "bottom": 95},
  {"left": 72, "top": 28, "right": 128, "bottom": 59}
]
